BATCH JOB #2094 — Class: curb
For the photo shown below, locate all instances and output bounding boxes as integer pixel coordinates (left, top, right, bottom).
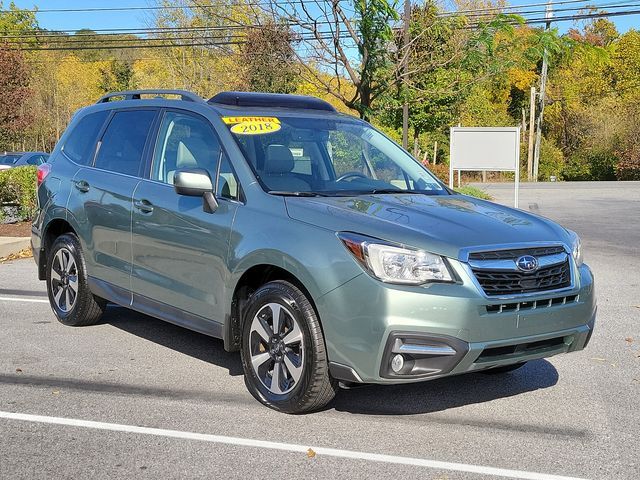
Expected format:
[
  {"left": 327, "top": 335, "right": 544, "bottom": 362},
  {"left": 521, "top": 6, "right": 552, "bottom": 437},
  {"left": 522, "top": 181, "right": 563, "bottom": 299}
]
[{"left": 0, "top": 237, "right": 31, "bottom": 258}]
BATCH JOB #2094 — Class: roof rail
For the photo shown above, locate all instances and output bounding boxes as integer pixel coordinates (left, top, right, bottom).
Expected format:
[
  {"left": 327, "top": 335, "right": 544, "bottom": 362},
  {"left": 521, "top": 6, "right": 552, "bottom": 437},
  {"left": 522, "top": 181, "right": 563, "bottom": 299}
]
[
  {"left": 96, "top": 89, "right": 205, "bottom": 104},
  {"left": 209, "top": 91, "right": 336, "bottom": 112}
]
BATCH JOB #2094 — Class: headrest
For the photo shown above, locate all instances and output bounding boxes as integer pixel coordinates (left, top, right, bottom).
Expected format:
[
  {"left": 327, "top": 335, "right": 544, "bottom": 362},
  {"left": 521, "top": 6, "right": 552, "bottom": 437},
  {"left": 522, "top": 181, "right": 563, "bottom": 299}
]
[
  {"left": 264, "top": 145, "right": 294, "bottom": 174},
  {"left": 176, "top": 137, "right": 211, "bottom": 169}
]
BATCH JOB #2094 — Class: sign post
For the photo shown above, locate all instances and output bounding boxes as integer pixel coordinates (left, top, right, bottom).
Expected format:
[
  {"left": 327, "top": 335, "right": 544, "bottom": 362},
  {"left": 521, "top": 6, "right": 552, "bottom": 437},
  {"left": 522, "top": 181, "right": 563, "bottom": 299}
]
[{"left": 449, "top": 127, "right": 521, "bottom": 208}]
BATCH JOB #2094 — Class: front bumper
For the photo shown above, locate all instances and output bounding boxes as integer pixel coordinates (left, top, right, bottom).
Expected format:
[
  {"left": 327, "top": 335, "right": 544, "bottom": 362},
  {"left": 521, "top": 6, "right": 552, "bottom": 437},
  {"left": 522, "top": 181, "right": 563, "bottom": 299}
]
[{"left": 318, "top": 261, "right": 596, "bottom": 384}]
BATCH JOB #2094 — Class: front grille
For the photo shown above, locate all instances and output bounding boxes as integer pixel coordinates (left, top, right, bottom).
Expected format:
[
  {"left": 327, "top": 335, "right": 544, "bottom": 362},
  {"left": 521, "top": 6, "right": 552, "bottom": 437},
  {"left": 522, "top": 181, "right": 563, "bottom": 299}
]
[
  {"left": 476, "top": 336, "right": 566, "bottom": 361},
  {"left": 468, "top": 245, "right": 565, "bottom": 260},
  {"left": 485, "top": 294, "right": 578, "bottom": 314},
  {"left": 468, "top": 245, "right": 572, "bottom": 296}
]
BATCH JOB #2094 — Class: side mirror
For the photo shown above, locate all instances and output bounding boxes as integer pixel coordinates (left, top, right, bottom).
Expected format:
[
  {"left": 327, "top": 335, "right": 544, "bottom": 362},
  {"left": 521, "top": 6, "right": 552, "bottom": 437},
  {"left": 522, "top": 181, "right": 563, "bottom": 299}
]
[{"left": 173, "top": 168, "right": 218, "bottom": 213}]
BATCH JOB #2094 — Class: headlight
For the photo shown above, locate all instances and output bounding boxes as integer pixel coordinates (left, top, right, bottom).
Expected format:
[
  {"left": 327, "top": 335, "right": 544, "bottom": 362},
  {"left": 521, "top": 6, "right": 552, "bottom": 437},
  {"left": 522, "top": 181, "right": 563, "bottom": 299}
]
[
  {"left": 338, "top": 233, "right": 454, "bottom": 285},
  {"left": 567, "top": 229, "right": 583, "bottom": 266}
]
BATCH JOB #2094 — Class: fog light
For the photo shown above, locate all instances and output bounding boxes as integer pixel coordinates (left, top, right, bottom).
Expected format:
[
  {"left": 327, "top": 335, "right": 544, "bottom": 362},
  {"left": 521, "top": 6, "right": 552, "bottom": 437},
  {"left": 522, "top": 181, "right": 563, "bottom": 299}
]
[{"left": 391, "top": 354, "right": 404, "bottom": 373}]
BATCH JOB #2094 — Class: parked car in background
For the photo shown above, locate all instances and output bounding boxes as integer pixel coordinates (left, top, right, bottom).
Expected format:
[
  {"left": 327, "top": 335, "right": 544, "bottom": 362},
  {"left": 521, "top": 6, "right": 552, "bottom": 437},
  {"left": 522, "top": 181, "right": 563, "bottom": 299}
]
[
  {"left": 0, "top": 152, "right": 49, "bottom": 171},
  {"left": 32, "top": 89, "right": 596, "bottom": 414}
]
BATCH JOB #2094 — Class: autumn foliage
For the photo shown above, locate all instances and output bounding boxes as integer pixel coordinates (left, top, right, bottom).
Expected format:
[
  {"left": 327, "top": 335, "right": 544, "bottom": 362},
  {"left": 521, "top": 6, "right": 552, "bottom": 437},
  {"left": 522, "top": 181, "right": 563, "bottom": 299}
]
[{"left": 0, "top": 45, "right": 31, "bottom": 147}]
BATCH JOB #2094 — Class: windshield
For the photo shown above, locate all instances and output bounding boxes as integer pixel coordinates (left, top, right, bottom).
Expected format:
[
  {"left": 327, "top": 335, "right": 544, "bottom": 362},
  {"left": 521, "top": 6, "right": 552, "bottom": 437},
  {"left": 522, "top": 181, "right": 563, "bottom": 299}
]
[
  {"left": 224, "top": 115, "right": 446, "bottom": 196},
  {"left": 0, "top": 155, "right": 21, "bottom": 166}
]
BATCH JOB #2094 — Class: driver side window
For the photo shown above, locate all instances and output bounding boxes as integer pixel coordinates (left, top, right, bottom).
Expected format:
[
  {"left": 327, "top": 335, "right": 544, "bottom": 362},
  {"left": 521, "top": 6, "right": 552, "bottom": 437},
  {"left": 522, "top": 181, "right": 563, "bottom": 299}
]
[{"left": 151, "top": 111, "right": 221, "bottom": 185}]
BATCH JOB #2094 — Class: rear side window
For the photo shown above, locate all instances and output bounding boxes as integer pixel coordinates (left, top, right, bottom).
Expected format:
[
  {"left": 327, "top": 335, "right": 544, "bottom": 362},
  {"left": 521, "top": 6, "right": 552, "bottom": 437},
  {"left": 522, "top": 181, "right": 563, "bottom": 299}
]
[
  {"left": 62, "top": 111, "right": 109, "bottom": 165},
  {"left": 26, "top": 155, "right": 45, "bottom": 166},
  {"left": 94, "top": 110, "right": 156, "bottom": 177}
]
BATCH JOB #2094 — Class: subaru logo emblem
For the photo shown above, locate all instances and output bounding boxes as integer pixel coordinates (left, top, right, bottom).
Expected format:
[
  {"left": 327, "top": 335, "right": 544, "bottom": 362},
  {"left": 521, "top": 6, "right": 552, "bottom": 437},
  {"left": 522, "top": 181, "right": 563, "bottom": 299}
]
[{"left": 516, "top": 255, "right": 539, "bottom": 273}]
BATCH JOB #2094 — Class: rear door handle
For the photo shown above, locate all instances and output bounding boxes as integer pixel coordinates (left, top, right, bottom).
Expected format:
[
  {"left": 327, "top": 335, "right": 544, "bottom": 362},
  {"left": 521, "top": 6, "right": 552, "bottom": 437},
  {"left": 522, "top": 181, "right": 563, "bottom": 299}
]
[
  {"left": 74, "top": 180, "right": 90, "bottom": 193},
  {"left": 133, "top": 199, "right": 154, "bottom": 214}
]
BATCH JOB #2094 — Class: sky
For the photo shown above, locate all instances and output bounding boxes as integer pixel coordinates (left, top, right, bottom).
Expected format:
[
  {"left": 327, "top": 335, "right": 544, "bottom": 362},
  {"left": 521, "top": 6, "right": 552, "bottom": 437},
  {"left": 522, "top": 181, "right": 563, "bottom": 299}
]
[{"left": 8, "top": 0, "right": 639, "bottom": 34}]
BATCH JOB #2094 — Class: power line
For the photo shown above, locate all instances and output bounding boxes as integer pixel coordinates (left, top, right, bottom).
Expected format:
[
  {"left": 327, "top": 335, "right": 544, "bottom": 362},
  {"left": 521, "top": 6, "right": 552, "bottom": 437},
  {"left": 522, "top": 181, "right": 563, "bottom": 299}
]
[
  {"left": 0, "top": 0, "right": 612, "bottom": 14},
  {"left": 3, "top": 2, "right": 639, "bottom": 50},
  {"left": 14, "top": 32, "right": 355, "bottom": 51},
  {"left": 0, "top": 0, "right": 634, "bottom": 39},
  {"left": 0, "top": 21, "right": 343, "bottom": 40},
  {"left": 441, "top": 0, "right": 635, "bottom": 15},
  {"left": 1, "top": 0, "right": 634, "bottom": 16},
  {"left": 2, "top": 1, "right": 637, "bottom": 42},
  {"left": 459, "top": 0, "right": 640, "bottom": 19},
  {"left": 467, "top": 6, "right": 640, "bottom": 27}
]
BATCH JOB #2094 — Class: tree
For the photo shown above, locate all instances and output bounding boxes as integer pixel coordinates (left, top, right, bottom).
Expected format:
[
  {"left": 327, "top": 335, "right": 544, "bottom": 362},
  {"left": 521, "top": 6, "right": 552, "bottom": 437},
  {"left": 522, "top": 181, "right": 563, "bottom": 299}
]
[
  {"left": 239, "top": 21, "right": 299, "bottom": 93},
  {"left": 377, "top": 1, "right": 520, "bottom": 152},
  {"left": 151, "top": 0, "right": 252, "bottom": 96},
  {"left": 262, "top": 0, "right": 400, "bottom": 119},
  {"left": 568, "top": 14, "right": 619, "bottom": 47},
  {"left": 0, "top": 1, "right": 38, "bottom": 35},
  {"left": 0, "top": 47, "right": 31, "bottom": 150}
]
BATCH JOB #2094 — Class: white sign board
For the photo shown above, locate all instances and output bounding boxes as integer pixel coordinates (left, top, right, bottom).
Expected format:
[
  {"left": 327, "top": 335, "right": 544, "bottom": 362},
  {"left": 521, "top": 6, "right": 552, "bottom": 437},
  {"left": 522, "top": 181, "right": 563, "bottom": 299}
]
[{"left": 449, "top": 127, "right": 521, "bottom": 207}]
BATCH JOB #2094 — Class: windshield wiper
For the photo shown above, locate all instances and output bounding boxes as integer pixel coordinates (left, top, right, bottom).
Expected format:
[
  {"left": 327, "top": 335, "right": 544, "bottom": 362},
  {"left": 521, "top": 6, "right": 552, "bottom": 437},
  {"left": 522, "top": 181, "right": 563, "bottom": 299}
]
[
  {"left": 365, "top": 189, "right": 416, "bottom": 195},
  {"left": 268, "top": 190, "right": 330, "bottom": 197}
]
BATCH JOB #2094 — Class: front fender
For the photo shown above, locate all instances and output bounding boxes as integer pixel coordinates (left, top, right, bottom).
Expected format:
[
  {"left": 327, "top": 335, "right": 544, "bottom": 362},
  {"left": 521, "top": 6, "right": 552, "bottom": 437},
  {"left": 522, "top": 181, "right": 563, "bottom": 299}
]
[{"left": 222, "top": 202, "right": 363, "bottom": 350}]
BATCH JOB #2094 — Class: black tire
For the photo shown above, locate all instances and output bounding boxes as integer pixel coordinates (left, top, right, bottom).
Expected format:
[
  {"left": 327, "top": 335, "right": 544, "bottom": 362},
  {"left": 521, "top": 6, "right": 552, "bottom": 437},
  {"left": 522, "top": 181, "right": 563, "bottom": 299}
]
[
  {"left": 240, "top": 280, "right": 337, "bottom": 413},
  {"left": 481, "top": 362, "right": 527, "bottom": 374},
  {"left": 46, "top": 233, "right": 106, "bottom": 326}
]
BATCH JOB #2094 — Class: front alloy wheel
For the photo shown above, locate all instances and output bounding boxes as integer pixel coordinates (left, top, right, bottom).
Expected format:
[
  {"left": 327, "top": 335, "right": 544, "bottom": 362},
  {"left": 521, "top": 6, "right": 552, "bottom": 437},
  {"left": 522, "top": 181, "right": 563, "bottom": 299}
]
[
  {"left": 241, "top": 280, "right": 337, "bottom": 413},
  {"left": 249, "top": 303, "right": 304, "bottom": 395}
]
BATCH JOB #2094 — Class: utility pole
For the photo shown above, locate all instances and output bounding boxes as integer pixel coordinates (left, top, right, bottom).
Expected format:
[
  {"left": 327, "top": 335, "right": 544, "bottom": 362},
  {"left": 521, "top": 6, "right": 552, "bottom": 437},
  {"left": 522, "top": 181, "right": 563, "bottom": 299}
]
[
  {"left": 527, "top": 86, "right": 536, "bottom": 181},
  {"left": 402, "top": 0, "right": 410, "bottom": 150},
  {"left": 532, "top": 0, "right": 552, "bottom": 181}
]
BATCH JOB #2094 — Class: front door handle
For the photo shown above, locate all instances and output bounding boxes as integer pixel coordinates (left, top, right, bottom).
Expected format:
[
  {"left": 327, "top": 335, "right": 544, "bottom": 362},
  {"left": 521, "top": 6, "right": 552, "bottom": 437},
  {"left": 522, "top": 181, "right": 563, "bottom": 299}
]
[
  {"left": 74, "top": 180, "right": 90, "bottom": 193},
  {"left": 133, "top": 199, "right": 154, "bottom": 214}
]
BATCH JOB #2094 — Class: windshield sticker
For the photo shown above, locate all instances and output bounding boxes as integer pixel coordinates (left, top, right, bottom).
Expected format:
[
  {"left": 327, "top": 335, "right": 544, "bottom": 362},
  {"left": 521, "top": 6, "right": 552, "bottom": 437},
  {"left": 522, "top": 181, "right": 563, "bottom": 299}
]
[
  {"left": 229, "top": 118, "right": 281, "bottom": 135},
  {"left": 222, "top": 116, "right": 280, "bottom": 125}
]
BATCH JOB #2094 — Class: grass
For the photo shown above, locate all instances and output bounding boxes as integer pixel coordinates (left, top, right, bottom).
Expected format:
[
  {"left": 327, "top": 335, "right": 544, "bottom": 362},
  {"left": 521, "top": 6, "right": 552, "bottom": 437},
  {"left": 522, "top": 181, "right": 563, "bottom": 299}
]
[{"left": 454, "top": 185, "right": 493, "bottom": 200}]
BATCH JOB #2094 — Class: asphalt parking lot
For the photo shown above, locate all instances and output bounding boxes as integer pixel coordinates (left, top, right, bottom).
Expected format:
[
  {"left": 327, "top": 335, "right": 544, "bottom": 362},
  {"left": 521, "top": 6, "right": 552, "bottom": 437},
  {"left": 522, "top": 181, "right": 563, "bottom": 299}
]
[{"left": 0, "top": 181, "right": 638, "bottom": 480}]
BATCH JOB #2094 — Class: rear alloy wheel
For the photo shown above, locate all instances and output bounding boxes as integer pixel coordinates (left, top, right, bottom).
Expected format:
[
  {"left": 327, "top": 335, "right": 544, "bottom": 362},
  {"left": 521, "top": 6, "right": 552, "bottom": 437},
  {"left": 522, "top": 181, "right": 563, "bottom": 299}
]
[
  {"left": 46, "top": 233, "right": 105, "bottom": 326},
  {"left": 241, "top": 280, "right": 337, "bottom": 413},
  {"left": 50, "top": 247, "right": 78, "bottom": 314}
]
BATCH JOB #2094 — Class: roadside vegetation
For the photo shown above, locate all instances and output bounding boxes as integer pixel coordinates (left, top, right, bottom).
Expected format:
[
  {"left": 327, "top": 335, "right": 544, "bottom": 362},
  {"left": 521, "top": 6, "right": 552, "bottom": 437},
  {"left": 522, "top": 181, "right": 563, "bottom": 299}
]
[
  {"left": 455, "top": 186, "right": 493, "bottom": 200},
  {"left": 0, "top": 166, "right": 37, "bottom": 222}
]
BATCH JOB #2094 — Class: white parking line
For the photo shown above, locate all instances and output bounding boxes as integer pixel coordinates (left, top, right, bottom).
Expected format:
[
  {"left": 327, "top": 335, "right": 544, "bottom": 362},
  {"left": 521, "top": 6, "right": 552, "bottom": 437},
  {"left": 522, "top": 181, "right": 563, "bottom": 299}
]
[
  {"left": 0, "top": 296, "right": 49, "bottom": 304},
  {"left": 0, "top": 411, "right": 588, "bottom": 480}
]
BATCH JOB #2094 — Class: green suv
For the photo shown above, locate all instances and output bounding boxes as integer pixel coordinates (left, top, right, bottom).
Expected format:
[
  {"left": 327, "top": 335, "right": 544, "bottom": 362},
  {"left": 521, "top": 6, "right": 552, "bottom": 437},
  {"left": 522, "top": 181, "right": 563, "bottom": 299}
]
[{"left": 32, "top": 89, "right": 596, "bottom": 413}]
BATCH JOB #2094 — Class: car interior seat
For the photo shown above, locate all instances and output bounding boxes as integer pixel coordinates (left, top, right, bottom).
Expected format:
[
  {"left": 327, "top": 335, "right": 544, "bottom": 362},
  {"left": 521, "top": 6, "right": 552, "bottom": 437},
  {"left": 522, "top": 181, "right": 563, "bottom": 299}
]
[{"left": 261, "top": 144, "right": 309, "bottom": 191}]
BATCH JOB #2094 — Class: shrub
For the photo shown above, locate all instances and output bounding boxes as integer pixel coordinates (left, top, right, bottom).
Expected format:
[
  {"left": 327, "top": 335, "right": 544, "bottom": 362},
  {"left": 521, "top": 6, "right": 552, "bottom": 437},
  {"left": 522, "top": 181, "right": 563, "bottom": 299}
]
[
  {"left": 455, "top": 185, "right": 493, "bottom": 200},
  {"left": 588, "top": 151, "right": 618, "bottom": 180},
  {"left": 0, "top": 166, "right": 37, "bottom": 221},
  {"left": 615, "top": 160, "right": 640, "bottom": 180},
  {"left": 562, "top": 150, "right": 619, "bottom": 181},
  {"left": 562, "top": 156, "right": 592, "bottom": 181},
  {"left": 426, "top": 163, "right": 450, "bottom": 185},
  {"left": 538, "top": 137, "right": 565, "bottom": 181}
]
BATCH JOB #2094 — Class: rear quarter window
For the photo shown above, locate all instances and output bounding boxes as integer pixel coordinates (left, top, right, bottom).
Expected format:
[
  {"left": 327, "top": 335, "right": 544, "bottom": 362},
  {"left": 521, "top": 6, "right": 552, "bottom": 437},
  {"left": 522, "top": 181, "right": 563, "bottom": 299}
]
[
  {"left": 94, "top": 109, "right": 156, "bottom": 177},
  {"left": 62, "top": 110, "right": 109, "bottom": 165}
]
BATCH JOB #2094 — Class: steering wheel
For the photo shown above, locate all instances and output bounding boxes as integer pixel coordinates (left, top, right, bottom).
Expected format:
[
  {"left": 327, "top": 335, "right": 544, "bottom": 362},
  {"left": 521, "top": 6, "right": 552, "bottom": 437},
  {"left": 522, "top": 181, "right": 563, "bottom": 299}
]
[{"left": 336, "top": 171, "right": 368, "bottom": 182}]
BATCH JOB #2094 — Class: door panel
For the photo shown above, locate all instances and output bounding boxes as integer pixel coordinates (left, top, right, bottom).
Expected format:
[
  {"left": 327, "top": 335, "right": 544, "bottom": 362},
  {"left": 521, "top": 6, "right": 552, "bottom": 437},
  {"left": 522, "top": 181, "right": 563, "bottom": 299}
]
[
  {"left": 66, "top": 108, "right": 157, "bottom": 293},
  {"left": 131, "top": 109, "right": 237, "bottom": 323},
  {"left": 68, "top": 167, "right": 140, "bottom": 290},
  {"left": 131, "top": 181, "right": 238, "bottom": 322}
]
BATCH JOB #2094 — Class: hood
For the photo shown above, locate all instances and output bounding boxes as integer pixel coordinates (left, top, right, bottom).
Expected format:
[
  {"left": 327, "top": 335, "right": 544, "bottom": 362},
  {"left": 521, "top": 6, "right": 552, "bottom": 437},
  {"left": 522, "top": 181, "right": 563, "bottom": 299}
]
[{"left": 285, "top": 193, "right": 570, "bottom": 260}]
